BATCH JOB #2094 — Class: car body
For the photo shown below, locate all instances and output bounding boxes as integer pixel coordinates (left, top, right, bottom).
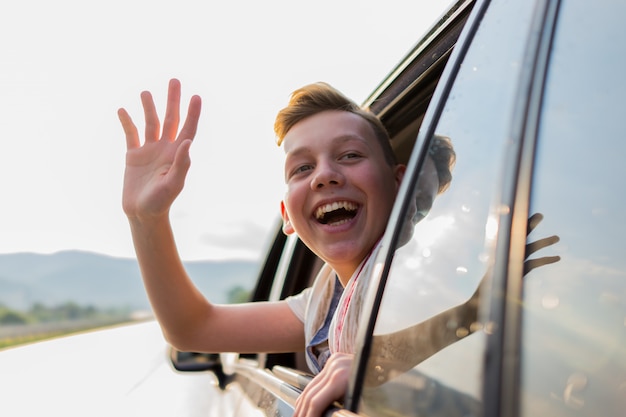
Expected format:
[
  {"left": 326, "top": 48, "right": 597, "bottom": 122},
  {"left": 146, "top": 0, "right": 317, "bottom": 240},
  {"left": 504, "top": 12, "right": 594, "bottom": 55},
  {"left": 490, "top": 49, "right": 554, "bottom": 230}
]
[{"left": 172, "top": 0, "right": 626, "bottom": 416}]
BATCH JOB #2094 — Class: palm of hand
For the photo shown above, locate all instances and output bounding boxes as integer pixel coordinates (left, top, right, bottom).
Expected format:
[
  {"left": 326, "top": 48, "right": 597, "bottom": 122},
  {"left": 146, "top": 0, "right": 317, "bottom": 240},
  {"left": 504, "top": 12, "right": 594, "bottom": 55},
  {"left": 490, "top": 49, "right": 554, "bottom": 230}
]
[{"left": 123, "top": 138, "right": 189, "bottom": 218}]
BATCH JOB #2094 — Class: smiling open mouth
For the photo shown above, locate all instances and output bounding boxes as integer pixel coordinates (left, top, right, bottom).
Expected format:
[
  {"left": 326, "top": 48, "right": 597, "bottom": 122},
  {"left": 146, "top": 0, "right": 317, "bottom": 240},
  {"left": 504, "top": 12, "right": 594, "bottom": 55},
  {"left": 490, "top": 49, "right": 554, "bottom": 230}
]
[{"left": 314, "top": 201, "right": 359, "bottom": 225}]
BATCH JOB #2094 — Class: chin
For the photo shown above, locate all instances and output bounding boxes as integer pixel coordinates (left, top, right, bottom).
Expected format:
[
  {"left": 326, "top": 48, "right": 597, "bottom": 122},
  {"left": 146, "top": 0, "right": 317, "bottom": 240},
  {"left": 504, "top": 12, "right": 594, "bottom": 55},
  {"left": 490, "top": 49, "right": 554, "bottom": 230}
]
[{"left": 320, "top": 242, "right": 369, "bottom": 267}]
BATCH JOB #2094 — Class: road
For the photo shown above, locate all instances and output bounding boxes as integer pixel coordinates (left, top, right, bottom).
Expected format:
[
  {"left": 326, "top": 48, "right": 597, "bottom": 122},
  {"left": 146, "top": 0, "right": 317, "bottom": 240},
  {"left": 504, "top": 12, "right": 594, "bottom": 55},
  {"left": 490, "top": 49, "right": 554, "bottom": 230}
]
[{"left": 0, "top": 321, "right": 236, "bottom": 416}]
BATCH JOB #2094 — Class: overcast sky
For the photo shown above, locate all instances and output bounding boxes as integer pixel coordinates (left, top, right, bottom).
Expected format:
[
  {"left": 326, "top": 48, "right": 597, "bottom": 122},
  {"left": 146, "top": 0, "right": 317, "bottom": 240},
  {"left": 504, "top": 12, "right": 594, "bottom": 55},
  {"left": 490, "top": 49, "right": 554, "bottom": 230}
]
[{"left": 0, "top": 0, "right": 449, "bottom": 261}]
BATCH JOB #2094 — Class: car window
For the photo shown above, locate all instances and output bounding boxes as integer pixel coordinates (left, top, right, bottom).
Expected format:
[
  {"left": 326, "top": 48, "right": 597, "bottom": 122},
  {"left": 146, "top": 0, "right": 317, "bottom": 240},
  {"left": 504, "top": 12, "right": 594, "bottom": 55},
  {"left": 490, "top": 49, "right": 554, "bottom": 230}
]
[
  {"left": 356, "top": 0, "right": 540, "bottom": 415},
  {"left": 520, "top": 0, "right": 626, "bottom": 415}
]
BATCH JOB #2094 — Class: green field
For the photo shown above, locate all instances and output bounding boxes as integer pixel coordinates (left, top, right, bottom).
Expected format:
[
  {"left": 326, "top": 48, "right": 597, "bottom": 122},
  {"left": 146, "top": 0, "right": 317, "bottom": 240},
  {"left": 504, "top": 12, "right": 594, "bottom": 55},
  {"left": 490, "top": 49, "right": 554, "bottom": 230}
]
[{"left": 0, "top": 318, "right": 140, "bottom": 350}]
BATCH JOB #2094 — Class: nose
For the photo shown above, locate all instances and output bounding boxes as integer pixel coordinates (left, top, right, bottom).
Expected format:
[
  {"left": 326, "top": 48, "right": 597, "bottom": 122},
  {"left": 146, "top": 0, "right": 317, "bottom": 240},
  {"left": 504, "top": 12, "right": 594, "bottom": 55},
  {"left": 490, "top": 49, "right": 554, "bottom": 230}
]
[{"left": 310, "top": 161, "right": 344, "bottom": 190}]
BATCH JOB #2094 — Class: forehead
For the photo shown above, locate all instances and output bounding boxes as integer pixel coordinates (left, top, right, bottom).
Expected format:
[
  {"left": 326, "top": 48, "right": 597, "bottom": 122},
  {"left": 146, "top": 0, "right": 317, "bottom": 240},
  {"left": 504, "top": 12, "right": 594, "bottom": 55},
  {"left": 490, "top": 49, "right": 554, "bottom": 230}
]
[{"left": 282, "top": 110, "right": 378, "bottom": 155}]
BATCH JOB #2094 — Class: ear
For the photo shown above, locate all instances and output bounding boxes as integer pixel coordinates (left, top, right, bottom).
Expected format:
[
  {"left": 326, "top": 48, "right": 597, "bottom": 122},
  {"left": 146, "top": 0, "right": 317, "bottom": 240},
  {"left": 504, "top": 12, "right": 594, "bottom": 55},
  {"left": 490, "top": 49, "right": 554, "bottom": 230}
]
[
  {"left": 280, "top": 200, "right": 295, "bottom": 235},
  {"left": 394, "top": 164, "right": 407, "bottom": 187}
]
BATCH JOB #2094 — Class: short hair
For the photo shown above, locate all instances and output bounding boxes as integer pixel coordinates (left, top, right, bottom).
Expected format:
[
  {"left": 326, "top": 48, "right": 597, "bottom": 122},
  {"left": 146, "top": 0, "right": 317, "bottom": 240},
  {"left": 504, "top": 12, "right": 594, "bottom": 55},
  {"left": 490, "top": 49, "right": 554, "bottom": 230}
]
[
  {"left": 274, "top": 82, "right": 398, "bottom": 166},
  {"left": 429, "top": 135, "right": 456, "bottom": 194}
]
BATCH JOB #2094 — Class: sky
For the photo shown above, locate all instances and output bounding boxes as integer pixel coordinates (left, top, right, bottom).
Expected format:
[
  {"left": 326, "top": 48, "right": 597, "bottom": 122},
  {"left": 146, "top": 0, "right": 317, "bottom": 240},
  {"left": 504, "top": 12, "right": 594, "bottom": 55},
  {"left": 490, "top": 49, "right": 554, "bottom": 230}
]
[{"left": 0, "top": 0, "right": 450, "bottom": 261}]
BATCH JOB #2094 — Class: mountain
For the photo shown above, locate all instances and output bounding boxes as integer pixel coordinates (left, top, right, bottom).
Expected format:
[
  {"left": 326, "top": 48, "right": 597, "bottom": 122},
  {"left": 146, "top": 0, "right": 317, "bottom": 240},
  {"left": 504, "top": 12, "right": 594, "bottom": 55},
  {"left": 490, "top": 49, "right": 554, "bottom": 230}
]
[{"left": 0, "top": 251, "right": 259, "bottom": 311}]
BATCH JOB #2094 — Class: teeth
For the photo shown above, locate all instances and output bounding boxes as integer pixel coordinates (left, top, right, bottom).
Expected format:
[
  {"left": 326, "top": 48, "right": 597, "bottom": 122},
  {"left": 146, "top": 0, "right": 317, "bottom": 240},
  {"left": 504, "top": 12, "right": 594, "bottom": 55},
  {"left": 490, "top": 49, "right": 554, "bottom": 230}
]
[{"left": 315, "top": 201, "right": 357, "bottom": 219}]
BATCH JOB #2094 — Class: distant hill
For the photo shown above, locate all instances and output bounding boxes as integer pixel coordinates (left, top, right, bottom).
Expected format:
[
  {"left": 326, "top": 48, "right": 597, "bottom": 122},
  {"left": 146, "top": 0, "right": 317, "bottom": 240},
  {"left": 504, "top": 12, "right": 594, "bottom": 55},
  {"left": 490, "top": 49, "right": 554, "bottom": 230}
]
[{"left": 0, "top": 251, "right": 259, "bottom": 311}]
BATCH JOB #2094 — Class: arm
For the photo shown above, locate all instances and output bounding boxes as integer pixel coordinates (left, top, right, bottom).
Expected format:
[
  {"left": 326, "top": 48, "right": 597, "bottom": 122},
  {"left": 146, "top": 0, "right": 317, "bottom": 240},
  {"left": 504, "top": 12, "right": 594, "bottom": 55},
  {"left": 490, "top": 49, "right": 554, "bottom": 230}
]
[{"left": 118, "top": 79, "right": 304, "bottom": 354}]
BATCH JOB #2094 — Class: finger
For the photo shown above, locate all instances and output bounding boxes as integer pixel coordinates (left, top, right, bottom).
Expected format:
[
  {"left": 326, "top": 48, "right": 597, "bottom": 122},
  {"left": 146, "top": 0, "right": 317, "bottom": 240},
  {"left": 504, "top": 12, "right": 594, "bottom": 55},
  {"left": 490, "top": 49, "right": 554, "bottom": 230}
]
[
  {"left": 525, "top": 235, "right": 560, "bottom": 258},
  {"left": 524, "top": 255, "right": 561, "bottom": 275},
  {"left": 177, "top": 94, "right": 202, "bottom": 142},
  {"left": 526, "top": 213, "right": 544, "bottom": 236},
  {"left": 168, "top": 139, "right": 193, "bottom": 190},
  {"left": 295, "top": 356, "right": 351, "bottom": 417},
  {"left": 117, "top": 108, "right": 140, "bottom": 149},
  {"left": 304, "top": 376, "right": 345, "bottom": 417},
  {"left": 141, "top": 90, "right": 160, "bottom": 142},
  {"left": 162, "top": 79, "right": 181, "bottom": 141},
  {"left": 295, "top": 372, "right": 328, "bottom": 417},
  {"left": 295, "top": 379, "right": 320, "bottom": 416}
]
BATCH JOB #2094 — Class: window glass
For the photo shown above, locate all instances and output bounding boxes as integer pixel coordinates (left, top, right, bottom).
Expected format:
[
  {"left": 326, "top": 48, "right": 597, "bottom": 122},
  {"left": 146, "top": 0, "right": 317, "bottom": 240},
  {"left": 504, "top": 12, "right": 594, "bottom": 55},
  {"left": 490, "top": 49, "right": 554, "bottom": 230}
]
[
  {"left": 520, "top": 0, "right": 626, "bottom": 416},
  {"left": 358, "top": 0, "right": 539, "bottom": 415}
]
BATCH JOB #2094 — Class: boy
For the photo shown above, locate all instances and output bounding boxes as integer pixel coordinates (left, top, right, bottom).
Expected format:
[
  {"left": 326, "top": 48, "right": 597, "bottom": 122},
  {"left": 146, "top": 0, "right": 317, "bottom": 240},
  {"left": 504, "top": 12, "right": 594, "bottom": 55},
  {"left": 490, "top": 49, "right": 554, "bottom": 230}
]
[{"left": 118, "top": 78, "right": 452, "bottom": 417}]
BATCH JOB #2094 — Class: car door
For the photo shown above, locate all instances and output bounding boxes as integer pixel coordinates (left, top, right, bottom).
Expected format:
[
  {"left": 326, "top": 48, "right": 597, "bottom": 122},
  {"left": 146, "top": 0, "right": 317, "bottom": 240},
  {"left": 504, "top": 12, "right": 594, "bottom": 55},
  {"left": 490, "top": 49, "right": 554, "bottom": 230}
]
[
  {"left": 176, "top": 0, "right": 603, "bottom": 415},
  {"left": 342, "top": 1, "right": 626, "bottom": 417}
]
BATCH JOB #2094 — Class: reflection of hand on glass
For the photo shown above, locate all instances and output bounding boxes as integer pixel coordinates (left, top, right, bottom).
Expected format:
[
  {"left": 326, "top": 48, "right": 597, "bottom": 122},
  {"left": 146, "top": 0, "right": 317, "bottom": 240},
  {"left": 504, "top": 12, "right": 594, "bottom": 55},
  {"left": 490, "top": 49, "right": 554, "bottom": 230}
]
[
  {"left": 368, "top": 212, "right": 560, "bottom": 386},
  {"left": 524, "top": 213, "right": 560, "bottom": 275}
]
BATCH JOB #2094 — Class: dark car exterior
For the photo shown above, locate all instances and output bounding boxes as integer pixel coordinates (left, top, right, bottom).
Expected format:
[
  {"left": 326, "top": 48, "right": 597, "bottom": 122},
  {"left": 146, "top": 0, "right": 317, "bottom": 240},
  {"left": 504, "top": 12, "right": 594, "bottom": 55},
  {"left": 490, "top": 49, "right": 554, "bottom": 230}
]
[{"left": 172, "top": 0, "right": 626, "bottom": 416}]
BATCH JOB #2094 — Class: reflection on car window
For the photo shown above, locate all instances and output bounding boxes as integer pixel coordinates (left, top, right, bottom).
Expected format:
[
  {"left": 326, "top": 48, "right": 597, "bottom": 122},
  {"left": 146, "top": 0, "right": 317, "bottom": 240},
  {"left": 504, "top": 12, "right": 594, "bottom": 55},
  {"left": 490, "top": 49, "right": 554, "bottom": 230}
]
[
  {"left": 520, "top": 0, "right": 626, "bottom": 416},
  {"left": 358, "top": 0, "right": 539, "bottom": 415}
]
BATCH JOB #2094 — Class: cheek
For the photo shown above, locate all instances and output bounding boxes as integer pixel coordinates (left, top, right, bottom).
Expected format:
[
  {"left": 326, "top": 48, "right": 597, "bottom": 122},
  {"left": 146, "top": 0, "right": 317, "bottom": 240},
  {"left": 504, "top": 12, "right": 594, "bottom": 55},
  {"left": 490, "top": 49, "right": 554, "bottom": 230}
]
[
  {"left": 283, "top": 185, "right": 298, "bottom": 206},
  {"left": 283, "top": 188, "right": 305, "bottom": 222}
]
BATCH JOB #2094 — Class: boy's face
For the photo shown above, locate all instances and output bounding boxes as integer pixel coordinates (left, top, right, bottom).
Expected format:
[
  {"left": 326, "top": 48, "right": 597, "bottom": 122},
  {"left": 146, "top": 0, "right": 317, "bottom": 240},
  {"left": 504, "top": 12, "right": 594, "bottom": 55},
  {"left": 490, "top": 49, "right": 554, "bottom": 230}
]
[{"left": 280, "top": 110, "right": 405, "bottom": 280}]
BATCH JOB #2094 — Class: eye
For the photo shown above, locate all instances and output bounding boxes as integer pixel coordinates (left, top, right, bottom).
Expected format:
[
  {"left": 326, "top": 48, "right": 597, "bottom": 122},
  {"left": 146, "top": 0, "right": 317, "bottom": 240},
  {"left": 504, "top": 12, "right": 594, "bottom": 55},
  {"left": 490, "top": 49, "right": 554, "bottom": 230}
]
[
  {"left": 340, "top": 152, "right": 362, "bottom": 161},
  {"left": 292, "top": 164, "right": 313, "bottom": 175}
]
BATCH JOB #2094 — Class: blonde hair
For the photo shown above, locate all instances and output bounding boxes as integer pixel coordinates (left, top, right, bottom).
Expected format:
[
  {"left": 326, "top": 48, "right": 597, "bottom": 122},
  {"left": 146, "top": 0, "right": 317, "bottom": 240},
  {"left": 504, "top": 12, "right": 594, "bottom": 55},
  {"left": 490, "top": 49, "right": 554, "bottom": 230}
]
[{"left": 274, "top": 82, "right": 397, "bottom": 166}]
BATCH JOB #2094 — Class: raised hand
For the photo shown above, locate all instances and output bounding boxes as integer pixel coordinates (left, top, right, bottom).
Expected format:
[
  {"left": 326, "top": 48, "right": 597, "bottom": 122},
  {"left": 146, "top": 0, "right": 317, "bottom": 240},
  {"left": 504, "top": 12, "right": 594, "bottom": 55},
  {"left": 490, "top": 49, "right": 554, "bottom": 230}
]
[{"left": 117, "top": 79, "right": 202, "bottom": 220}]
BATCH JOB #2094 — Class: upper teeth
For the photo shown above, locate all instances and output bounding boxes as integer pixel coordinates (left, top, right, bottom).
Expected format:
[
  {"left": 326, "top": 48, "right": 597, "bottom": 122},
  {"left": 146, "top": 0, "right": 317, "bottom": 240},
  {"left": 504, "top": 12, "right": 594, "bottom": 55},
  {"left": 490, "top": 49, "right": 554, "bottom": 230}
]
[{"left": 315, "top": 201, "right": 357, "bottom": 219}]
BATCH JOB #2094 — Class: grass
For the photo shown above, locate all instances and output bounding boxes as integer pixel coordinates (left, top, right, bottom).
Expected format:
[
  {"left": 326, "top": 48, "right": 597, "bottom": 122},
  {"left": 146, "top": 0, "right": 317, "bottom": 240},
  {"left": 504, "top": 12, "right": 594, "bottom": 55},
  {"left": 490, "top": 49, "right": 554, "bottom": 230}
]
[{"left": 0, "top": 318, "right": 137, "bottom": 350}]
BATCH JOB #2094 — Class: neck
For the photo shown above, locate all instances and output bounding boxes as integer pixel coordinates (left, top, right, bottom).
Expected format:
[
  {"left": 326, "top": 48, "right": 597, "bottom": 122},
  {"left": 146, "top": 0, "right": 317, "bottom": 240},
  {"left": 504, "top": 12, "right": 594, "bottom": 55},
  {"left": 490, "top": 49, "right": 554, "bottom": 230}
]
[
  {"left": 330, "top": 238, "right": 382, "bottom": 287},
  {"left": 334, "top": 253, "right": 374, "bottom": 288},
  {"left": 335, "top": 268, "right": 355, "bottom": 288}
]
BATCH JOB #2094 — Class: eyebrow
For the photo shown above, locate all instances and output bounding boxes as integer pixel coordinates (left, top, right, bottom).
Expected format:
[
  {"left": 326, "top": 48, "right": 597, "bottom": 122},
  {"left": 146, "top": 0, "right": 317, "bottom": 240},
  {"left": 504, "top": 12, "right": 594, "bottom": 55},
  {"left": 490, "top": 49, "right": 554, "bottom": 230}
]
[{"left": 285, "top": 135, "right": 370, "bottom": 158}]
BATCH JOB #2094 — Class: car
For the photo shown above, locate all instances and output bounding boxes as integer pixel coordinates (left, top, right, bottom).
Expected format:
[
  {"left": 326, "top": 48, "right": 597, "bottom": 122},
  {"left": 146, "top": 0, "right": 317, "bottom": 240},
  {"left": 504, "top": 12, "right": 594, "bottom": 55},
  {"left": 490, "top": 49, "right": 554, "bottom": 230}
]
[{"left": 170, "top": 0, "right": 626, "bottom": 415}]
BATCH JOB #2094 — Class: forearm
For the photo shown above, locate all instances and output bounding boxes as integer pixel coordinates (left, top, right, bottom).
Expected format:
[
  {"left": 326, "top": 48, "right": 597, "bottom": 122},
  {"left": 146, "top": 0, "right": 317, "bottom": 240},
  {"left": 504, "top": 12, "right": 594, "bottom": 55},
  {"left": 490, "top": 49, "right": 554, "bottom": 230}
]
[{"left": 128, "top": 214, "right": 212, "bottom": 348}]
